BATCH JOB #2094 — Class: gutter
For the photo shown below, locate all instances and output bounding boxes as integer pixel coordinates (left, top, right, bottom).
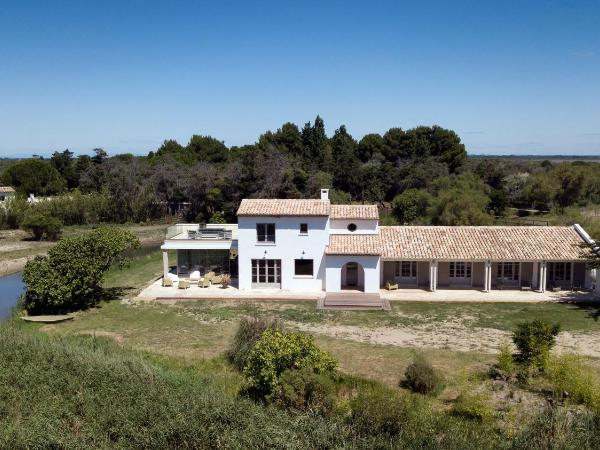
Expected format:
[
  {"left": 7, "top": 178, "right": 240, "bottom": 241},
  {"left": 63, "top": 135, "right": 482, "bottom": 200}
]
[{"left": 574, "top": 223, "right": 600, "bottom": 257}]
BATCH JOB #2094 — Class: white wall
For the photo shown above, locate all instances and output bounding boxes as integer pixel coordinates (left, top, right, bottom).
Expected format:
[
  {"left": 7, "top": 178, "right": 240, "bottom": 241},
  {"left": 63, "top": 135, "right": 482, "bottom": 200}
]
[
  {"left": 329, "top": 219, "right": 378, "bottom": 235},
  {"left": 325, "top": 255, "right": 381, "bottom": 293},
  {"left": 237, "top": 216, "right": 329, "bottom": 291}
]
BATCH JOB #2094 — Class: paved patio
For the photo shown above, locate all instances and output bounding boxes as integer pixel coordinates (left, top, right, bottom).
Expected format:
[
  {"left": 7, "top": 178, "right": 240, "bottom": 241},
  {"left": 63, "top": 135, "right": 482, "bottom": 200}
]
[
  {"left": 137, "top": 278, "right": 598, "bottom": 303},
  {"left": 380, "top": 288, "right": 598, "bottom": 303},
  {"left": 136, "top": 278, "right": 323, "bottom": 302}
]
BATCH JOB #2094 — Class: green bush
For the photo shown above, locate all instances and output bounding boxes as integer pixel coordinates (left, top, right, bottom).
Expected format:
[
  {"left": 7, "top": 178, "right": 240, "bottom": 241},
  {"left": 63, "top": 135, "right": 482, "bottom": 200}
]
[
  {"left": 20, "top": 211, "right": 63, "bottom": 241},
  {"left": 349, "top": 386, "right": 423, "bottom": 436},
  {"left": 228, "top": 316, "right": 281, "bottom": 371},
  {"left": 0, "top": 196, "right": 29, "bottom": 229},
  {"left": 547, "top": 353, "right": 600, "bottom": 408},
  {"left": 495, "top": 340, "right": 516, "bottom": 378},
  {"left": 269, "top": 368, "right": 337, "bottom": 416},
  {"left": 22, "top": 227, "right": 140, "bottom": 314},
  {"left": 512, "top": 320, "right": 560, "bottom": 372},
  {"left": 452, "top": 391, "right": 493, "bottom": 422},
  {"left": 402, "top": 354, "right": 445, "bottom": 396},
  {"left": 243, "top": 329, "right": 337, "bottom": 396}
]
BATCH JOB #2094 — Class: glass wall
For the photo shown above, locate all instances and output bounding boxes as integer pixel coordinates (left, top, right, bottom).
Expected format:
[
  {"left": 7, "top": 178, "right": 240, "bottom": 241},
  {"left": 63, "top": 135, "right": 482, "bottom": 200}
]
[{"left": 177, "top": 250, "right": 237, "bottom": 277}]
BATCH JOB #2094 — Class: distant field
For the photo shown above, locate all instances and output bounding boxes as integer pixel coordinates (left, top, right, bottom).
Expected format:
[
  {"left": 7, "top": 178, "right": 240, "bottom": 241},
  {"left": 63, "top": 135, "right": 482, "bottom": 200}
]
[{"left": 469, "top": 154, "right": 600, "bottom": 162}]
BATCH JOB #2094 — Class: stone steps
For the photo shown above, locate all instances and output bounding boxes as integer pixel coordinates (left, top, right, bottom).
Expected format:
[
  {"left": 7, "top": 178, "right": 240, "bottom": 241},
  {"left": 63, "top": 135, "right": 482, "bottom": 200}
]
[{"left": 320, "top": 293, "right": 389, "bottom": 311}]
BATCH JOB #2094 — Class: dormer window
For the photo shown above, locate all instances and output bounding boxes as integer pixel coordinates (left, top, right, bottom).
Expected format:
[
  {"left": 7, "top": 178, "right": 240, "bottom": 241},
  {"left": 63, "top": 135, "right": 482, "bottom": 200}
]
[
  {"left": 300, "top": 223, "right": 308, "bottom": 235},
  {"left": 347, "top": 223, "right": 357, "bottom": 232}
]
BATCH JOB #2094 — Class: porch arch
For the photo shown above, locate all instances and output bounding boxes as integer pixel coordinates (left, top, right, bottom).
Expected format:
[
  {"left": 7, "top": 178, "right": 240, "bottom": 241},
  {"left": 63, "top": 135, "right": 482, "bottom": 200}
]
[{"left": 341, "top": 261, "right": 365, "bottom": 292}]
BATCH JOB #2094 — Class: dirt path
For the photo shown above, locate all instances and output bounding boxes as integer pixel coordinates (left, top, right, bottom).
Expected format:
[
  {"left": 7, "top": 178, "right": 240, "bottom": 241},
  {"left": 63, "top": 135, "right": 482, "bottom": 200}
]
[{"left": 291, "top": 321, "right": 600, "bottom": 358}]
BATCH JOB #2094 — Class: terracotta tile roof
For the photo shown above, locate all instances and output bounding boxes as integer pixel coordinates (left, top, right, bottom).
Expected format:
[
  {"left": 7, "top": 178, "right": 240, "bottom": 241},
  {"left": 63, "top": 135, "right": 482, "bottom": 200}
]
[
  {"left": 237, "top": 199, "right": 330, "bottom": 216},
  {"left": 330, "top": 204, "right": 379, "bottom": 220},
  {"left": 379, "top": 226, "right": 590, "bottom": 261},
  {"left": 0, "top": 186, "right": 15, "bottom": 193},
  {"left": 326, "top": 234, "right": 381, "bottom": 255}
]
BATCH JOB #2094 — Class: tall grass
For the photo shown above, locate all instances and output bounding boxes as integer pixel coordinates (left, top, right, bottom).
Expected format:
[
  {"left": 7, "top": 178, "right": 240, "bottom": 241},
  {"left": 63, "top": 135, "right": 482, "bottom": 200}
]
[{"left": 2, "top": 323, "right": 600, "bottom": 449}]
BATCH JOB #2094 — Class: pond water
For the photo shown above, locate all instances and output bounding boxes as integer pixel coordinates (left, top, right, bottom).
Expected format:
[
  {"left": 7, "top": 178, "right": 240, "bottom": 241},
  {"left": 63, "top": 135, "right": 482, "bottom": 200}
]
[{"left": 0, "top": 272, "right": 24, "bottom": 320}]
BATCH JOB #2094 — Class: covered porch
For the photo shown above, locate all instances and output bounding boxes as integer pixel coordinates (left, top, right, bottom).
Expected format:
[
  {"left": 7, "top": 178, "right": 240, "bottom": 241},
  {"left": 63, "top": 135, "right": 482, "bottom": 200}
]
[
  {"left": 161, "top": 223, "right": 239, "bottom": 283},
  {"left": 381, "top": 260, "right": 592, "bottom": 293}
]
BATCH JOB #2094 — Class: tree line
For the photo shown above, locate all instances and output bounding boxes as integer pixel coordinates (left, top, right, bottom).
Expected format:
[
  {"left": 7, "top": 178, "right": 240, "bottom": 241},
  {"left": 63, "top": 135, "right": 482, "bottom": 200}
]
[{"left": 1, "top": 116, "right": 599, "bottom": 232}]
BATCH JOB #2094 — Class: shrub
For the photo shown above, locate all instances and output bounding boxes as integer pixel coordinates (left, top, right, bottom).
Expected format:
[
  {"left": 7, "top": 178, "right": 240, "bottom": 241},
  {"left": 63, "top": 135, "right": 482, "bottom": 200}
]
[
  {"left": 22, "top": 227, "right": 140, "bottom": 314},
  {"left": 20, "top": 211, "right": 63, "bottom": 241},
  {"left": 452, "top": 391, "right": 493, "bottom": 422},
  {"left": 243, "top": 329, "right": 337, "bottom": 396},
  {"left": 547, "top": 353, "right": 600, "bottom": 408},
  {"left": 227, "top": 316, "right": 280, "bottom": 371},
  {"left": 495, "top": 340, "right": 516, "bottom": 378},
  {"left": 269, "top": 367, "right": 337, "bottom": 416},
  {"left": 512, "top": 320, "right": 560, "bottom": 372},
  {"left": 349, "top": 386, "right": 424, "bottom": 436},
  {"left": 402, "top": 354, "right": 444, "bottom": 396}
]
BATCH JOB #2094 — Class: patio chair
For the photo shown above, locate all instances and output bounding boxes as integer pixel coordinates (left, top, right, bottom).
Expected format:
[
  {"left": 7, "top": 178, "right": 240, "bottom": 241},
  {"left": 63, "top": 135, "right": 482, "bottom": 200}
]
[
  {"left": 520, "top": 282, "right": 531, "bottom": 291},
  {"left": 204, "top": 271, "right": 215, "bottom": 282},
  {"left": 189, "top": 270, "right": 201, "bottom": 283},
  {"left": 162, "top": 277, "right": 173, "bottom": 287},
  {"left": 178, "top": 279, "right": 190, "bottom": 289},
  {"left": 199, "top": 278, "right": 211, "bottom": 288},
  {"left": 386, "top": 280, "right": 398, "bottom": 290},
  {"left": 211, "top": 274, "right": 223, "bottom": 285}
]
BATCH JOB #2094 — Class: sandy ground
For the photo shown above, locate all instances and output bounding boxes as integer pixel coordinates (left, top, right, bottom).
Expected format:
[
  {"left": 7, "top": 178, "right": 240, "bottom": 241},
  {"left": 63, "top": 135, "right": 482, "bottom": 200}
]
[{"left": 291, "top": 320, "right": 600, "bottom": 358}]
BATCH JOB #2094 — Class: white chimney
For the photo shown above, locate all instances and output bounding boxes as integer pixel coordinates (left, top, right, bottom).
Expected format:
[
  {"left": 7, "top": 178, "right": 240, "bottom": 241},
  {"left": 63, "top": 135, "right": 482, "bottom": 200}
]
[{"left": 320, "top": 188, "right": 329, "bottom": 201}]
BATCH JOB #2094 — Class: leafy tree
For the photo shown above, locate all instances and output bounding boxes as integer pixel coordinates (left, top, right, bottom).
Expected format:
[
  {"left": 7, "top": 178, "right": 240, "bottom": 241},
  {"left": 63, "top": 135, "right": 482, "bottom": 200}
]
[
  {"left": 331, "top": 125, "right": 360, "bottom": 196},
  {"left": 21, "top": 211, "right": 62, "bottom": 241},
  {"left": 51, "top": 149, "right": 79, "bottom": 189},
  {"left": 382, "top": 127, "right": 406, "bottom": 161},
  {"left": 301, "top": 115, "right": 333, "bottom": 171},
  {"left": 1, "top": 159, "right": 66, "bottom": 195},
  {"left": 208, "top": 211, "right": 226, "bottom": 223},
  {"left": 523, "top": 173, "right": 555, "bottom": 211},
  {"left": 328, "top": 189, "right": 352, "bottom": 204},
  {"left": 357, "top": 133, "right": 386, "bottom": 162},
  {"left": 187, "top": 135, "right": 229, "bottom": 164},
  {"left": 91, "top": 148, "right": 108, "bottom": 165},
  {"left": 22, "top": 227, "right": 140, "bottom": 314},
  {"left": 430, "top": 175, "right": 493, "bottom": 225},
  {"left": 273, "top": 122, "right": 304, "bottom": 156},
  {"left": 555, "top": 165, "right": 585, "bottom": 208},
  {"left": 155, "top": 139, "right": 184, "bottom": 157},
  {"left": 392, "top": 189, "right": 433, "bottom": 224}
]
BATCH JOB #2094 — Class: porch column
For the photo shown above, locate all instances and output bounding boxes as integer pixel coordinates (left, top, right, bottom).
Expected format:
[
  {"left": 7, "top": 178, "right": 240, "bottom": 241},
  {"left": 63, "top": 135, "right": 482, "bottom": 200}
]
[
  {"left": 429, "top": 260, "right": 438, "bottom": 292},
  {"left": 584, "top": 268, "right": 594, "bottom": 290},
  {"left": 484, "top": 260, "right": 492, "bottom": 292},
  {"left": 538, "top": 261, "right": 547, "bottom": 293},
  {"left": 162, "top": 249, "right": 169, "bottom": 278}
]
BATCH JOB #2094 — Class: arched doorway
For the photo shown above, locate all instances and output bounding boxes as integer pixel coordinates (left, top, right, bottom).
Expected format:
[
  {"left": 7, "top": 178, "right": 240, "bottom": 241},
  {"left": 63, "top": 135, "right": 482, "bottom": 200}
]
[{"left": 341, "top": 262, "right": 365, "bottom": 292}]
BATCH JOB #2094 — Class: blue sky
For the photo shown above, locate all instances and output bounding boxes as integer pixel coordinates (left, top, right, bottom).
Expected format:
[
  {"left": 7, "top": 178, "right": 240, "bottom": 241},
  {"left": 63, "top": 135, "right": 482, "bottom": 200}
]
[{"left": 0, "top": 0, "right": 599, "bottom": 157}]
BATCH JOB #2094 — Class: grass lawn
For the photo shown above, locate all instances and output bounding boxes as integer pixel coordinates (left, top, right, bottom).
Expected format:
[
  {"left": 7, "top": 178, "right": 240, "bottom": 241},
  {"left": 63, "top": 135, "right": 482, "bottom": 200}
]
[{"left": 35, "top": 247, "right": 598, "bottom": 389}]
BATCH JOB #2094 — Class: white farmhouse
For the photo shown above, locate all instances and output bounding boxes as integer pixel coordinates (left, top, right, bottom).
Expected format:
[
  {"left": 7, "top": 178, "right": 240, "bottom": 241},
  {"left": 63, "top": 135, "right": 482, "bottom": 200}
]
[
  {"left": 160, "top": 189, "right": 598, "bottom": 298},
  {"left": 0, "top": 186, "right": 16, "bottom": 204}
]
